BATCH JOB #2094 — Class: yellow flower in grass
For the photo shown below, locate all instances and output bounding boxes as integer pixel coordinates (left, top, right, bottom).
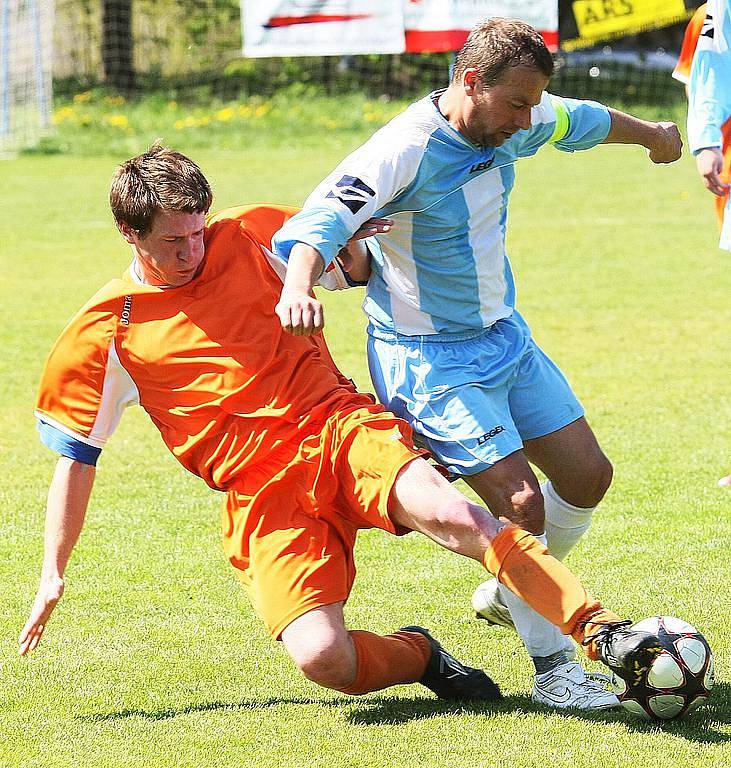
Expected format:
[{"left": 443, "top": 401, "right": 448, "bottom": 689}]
[
  {"left": 215, "top": 107, "right": 234, "bottom": 122},
  {"left": 315, "top": 116, "right": 342, "bottom": 131},
  {"left": 238, "top": 105, "right": 252, "bottom": 118},
  {"left": 73, "top": 91, "right": 92, "bottom": 104},
  {"left": 52, "top": 106, "right": 75, "bottom": 125},
  {"left": 104, "top": 114, "right": 129, "bottom": 129},
  {"left": 104, "top": 95, "right": 126, "bottom": 106},
  {"left": 78, "top": 114, "right": 92, "bottom": 126},
  {"left": 254, "top": 103, "right": 271, "bottom": 118}
]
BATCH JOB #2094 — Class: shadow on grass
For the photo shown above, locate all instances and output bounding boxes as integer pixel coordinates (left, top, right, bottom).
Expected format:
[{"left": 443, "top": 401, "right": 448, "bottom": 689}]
[
  {"left": 77, "top": 697, "right": 335, "bottom": 722},
  {"left": 77, "top": 682, "right": 730, "bottom": 744},
  {"left": 346, "top": 682, "right": 731, "bottom": 745}
]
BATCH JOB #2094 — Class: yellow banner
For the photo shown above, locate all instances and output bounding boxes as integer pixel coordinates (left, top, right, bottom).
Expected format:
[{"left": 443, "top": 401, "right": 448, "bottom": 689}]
[{"left": 563, "top": 0, "right": 694, "bottom": 50}]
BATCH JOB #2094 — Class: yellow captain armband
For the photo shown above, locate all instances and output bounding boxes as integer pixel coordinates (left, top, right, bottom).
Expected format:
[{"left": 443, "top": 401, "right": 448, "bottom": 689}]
[{"left": 549, "top": 97, "right": 570, "bottom": 144}]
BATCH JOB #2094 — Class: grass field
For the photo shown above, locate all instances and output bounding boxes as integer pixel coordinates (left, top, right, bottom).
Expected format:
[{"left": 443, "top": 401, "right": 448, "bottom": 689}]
[{"left": 1, "top": 97, "right": 730, "bottom": 768}]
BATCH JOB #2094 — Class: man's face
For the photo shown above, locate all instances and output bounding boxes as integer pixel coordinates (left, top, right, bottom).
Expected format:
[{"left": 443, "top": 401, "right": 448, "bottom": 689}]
[
  {"left": 120, "top": 209, "right": 207, "bottom": 287},
  {"left": 461, "top": 64, "right": 549, "bottom": 148}
]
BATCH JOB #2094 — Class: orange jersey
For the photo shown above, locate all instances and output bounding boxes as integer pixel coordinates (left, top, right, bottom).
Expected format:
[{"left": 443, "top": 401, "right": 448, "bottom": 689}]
[
  {"left": 36, "top": 205, "right": 375, "bottom": 490},
  {"left": 673, "top": 4, "right": 708, "bottom": 84}
]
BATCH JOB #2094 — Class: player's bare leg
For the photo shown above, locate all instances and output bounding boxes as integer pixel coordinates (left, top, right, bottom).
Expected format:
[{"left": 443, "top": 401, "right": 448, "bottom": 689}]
[
  {"left": 456, "top": 443, "right": 614, "bottom": 708},
  {"left": 523, "top": 417, "right": 613, "bottom": 512},
  {"left": 280, "top": 600, "right": 500, "bottom": 700},
  {"left": 390, "top": 459, "right": 659, "bottom": 697},
  {"left": 470, "top": 418, "right": 611, "bottom": 637}
]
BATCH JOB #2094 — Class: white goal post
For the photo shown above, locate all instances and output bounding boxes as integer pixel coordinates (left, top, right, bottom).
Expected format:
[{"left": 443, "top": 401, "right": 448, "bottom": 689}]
[{"left": 0, "top": 0, "right": 54, "bottom": 155}]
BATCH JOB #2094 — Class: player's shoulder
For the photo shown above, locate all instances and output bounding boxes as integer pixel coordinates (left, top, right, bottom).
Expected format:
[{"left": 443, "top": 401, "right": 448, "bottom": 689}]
[
  {"left": 206, "top": 204, "right": 300, "bottom": 249},
  {"left": 364, "top": 94, "right": 447, "bottom": 154}
]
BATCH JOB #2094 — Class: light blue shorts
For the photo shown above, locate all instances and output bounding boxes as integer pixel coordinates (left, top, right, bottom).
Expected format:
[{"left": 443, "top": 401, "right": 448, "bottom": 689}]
[{"left": 367, "top": 313, "right": 583, "bottom": 476}]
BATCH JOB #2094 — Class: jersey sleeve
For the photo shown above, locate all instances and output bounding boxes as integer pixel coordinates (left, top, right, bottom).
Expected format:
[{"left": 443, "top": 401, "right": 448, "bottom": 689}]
[
  {"left": 272, "top": 123, "right": 426, "bottom": 267},
  {"left": 35, "top": 307, "right": 139, "bottom": 465},
  {"left": 688, "top": 1, "right": 731, "bottom": 154},
  {"left": 673, "top": 4, "right": 706, "bottom": 84},
  {"left": 513, "top": 93, "right": 611, "bottom": 158}
]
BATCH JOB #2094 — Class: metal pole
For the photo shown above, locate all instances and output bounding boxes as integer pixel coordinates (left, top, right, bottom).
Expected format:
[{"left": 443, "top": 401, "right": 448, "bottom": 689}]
[
  {"left": 29, "top": 0, "right": 49, "bottom": 128},
  {"left": 1, "top": 0, "right": 13, "bottom": 139}
]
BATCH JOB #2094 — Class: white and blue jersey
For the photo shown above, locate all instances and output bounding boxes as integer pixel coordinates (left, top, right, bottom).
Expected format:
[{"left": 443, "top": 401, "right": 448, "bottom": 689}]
[
  {"left": 688, "top": 0, "right": 731, "bottom": 250},
  {"left": 274, "top": 90, "right": 610, "bottom": 338}
]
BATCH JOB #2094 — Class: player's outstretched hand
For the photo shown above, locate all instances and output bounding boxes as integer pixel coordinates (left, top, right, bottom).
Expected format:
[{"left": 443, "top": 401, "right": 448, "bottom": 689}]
[
  {"left": 696, "top": 147, "right": 729, "bottom": 197},
  {"left": 647, "top": 122, "right": 682, "bottom": 164},
  {"left": 276, "top": 290, "right": 324, "bottom": 336},
  {"left": 19, "top": 574, "right": 64, "bottom": 655}
]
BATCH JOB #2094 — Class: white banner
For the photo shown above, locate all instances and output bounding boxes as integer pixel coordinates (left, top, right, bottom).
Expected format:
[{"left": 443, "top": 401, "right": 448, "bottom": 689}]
[
  {"left": 242, "top": 1, "right": 405, "bottom": 58},
  {"left": 404, "top": 0, "right": 558, "bottom": 52}
]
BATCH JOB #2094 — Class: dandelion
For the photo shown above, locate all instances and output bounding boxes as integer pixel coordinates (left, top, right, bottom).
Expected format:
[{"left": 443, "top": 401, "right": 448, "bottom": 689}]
[
  {"left": 104, "top": 114, "right": 129, "bottom": 129},
  {"left": 254, "top": 103, "right": 271, "bottom": 118},
  {"left": 73, "top": 91, "right": 92, "bottom": 104},
  {"left": 238, "top": 105, "right": 252, "bottom": 118},
  {"left": 215, "top": 107, "right": 235, "bottom": 122},
  {"left": 52, "top": 106, "right": 75, "bottom": 125},
  {"left": 104, "top": 95, "right": 126, "bottom": 106}
]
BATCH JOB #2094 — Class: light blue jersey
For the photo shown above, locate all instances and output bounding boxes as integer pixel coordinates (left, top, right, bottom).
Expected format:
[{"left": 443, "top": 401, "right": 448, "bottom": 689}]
[
  {"left": 274, "top": 91, "right": 610, "bottom": 337},
  {"left": 688, "top": 0, "right": 731, "bottom": 155},
  {"left": 688, "top": 0, "right": 731, "bottom": 250}
]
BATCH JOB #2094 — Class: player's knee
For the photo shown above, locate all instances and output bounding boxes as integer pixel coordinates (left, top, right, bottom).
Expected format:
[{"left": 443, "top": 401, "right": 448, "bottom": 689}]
[
  {"left": 433, "top": 498, "right": 502, "bottom": 551},
  {"left": 288, "top": 635, "right": 356, "bottom": 690},
  {"left": 574, "top": 455, "right": 613, "bottom": 508}
]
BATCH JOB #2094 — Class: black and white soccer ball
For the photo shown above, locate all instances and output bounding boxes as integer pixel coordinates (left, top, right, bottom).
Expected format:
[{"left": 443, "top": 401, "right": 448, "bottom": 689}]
[{"left": 610, "top": 616, "right": 714, "bottom": 721}]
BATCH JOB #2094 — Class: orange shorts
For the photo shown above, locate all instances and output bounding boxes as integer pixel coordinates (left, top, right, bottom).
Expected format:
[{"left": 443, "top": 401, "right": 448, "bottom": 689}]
[{"left": 222, "top": 405, "right": 427, "bottom": 638}]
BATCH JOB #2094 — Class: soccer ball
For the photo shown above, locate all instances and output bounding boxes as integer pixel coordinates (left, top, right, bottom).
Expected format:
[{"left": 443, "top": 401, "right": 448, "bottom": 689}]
[{"left": 610, "top": 616, "right": 714, "bottom": 721}]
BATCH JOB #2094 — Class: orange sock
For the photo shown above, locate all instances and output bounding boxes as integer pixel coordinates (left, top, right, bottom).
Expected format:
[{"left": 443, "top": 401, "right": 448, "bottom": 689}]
[
  {"left": 336, "top": 630, "right": 432, "bottom": 695},
  {"left": 484, "top": 525, "right": 623, "bottom": 659}
]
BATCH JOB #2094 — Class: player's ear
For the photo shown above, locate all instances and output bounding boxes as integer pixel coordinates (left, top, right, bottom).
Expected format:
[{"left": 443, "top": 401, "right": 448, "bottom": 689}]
[
  {"left": 117, "top": 220, "right": 137, "bottom": 245},
  {"left": 463, "top": 68, "right": 479, "bottom": 96}
]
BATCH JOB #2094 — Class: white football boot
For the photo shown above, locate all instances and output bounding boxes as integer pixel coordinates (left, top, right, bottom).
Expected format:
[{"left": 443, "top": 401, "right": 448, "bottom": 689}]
[
  {"left": 473, "top": 579, "right": 619, "bottom": 710},
  {"left": 532, "top": 662, "right": 620, "bottom": 710},
  {"left": 471, "top": 578, "right": 515, "bottom": 628}
]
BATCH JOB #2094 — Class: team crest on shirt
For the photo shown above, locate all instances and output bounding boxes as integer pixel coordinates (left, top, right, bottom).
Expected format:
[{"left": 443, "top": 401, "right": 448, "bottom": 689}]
[{"left": 326, "top": 174, "right": 375, "bottom": 214}]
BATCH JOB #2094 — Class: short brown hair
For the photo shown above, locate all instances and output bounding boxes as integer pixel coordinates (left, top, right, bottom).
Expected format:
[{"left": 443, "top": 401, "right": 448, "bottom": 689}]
[
  {"left": 452, "top": 18, "right": 554, "bottom": 87},
  {"left": 110, "top": 142, "right": 213, "bottom": 236}
]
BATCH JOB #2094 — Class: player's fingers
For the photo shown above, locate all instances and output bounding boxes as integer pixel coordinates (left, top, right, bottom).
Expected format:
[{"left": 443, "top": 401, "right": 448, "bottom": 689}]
[
  {"left": 275, "top": 301, "right": 292, "bottom": 331},
  {"left": 299, "top": 304, "right": 314, "bottom": 335},
  {"left": 353, "top": 218, "right": 393, "bottom": 239},
  {"left": 29, "top": 628, "right": 43, "bottom": 651},
  {"left": 312, "top": 303, "right": 324, "bottom": 333},
  {"left": 704, "top": 173, "right": 726, "bottom": 196},
  {"left": 289, "top": 304, "right": 305, "bottom": 335},
  {"left": 19, "top": 625, "right": 42, "bottom": 655}
]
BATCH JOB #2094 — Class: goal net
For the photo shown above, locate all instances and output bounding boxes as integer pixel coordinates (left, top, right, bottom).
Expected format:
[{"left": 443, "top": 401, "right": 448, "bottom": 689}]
[{"left": 0, "top": 0, "right": 54, "bottom": 154}]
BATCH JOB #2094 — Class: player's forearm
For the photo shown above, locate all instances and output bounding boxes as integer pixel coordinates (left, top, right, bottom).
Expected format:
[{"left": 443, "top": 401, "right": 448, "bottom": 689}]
[
  {"left": 282, "top": 243, "right": 326, "bottom": 296},
  {"left": 603, "top": 109, "right": 662, "bottom": 149},
  {"left": 603, "top": 109, "right": 682, "bottom": 163},
  {"left": 41, "top": 457, "right": 95, "bottom": 579}
]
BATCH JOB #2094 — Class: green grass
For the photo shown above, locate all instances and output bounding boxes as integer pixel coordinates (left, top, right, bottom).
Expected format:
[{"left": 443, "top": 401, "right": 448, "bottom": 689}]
[{"left": 1, "top": 100, "right": 730, "bottom": 768}]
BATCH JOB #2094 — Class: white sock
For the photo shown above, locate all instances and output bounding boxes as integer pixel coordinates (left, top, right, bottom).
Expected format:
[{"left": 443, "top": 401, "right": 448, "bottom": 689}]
[
  {"left": 497, "top": 533, "right": 569, "bottom": 658},
  {"left": 542, "top": 479, "right": 595, "bottom": 562}
]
